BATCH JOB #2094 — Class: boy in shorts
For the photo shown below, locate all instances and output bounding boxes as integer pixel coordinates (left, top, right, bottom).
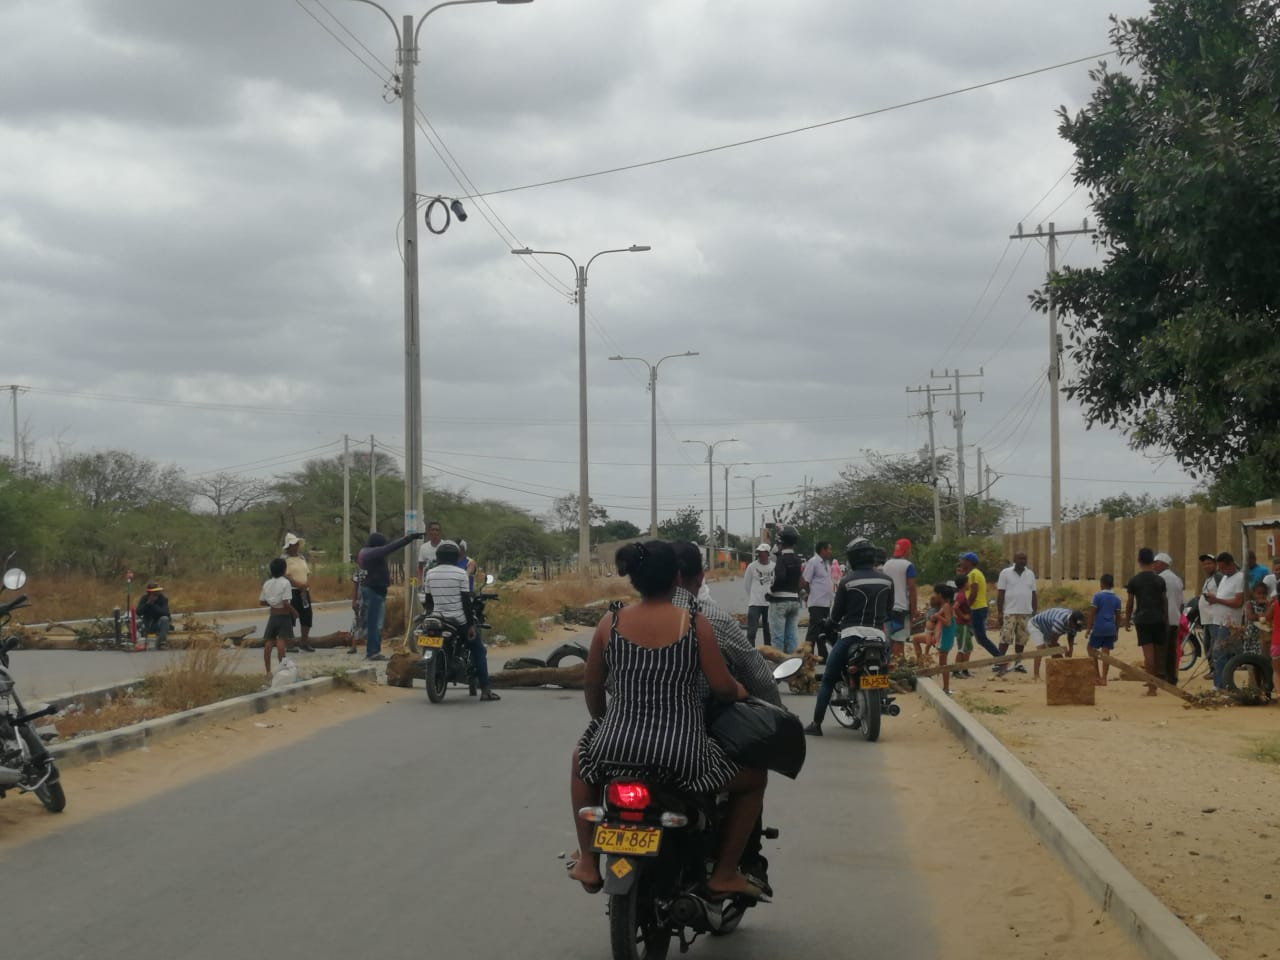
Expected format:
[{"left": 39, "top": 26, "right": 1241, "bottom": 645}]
[
  {"left": 259, "top": 557, "right": 295, "bottom": 674},
  {"left": 1087, "top": 574, "right": 1122, "bottom": 685}
]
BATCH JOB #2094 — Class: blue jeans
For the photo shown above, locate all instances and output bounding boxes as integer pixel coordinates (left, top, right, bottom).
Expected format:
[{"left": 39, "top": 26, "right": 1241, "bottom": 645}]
[
  {"left": 1208, "top": 624, "right": 1232, "bottom": 688},
  {"left": 814, "top": 636, "right": 855, "bottom": 724},
  {"left": 361, "top": 586, "right": 386, "bottom": 656},
  {"left": 768, "top": 600, "right": 801, "bottom": 653},
  {"left": 970, "top": 607, "right": 1001, "bottom": 658}
]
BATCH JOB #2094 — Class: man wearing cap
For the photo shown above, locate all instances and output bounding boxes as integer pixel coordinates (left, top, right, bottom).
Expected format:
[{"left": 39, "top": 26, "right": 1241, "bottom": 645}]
[
  {"left": 996, "top": 551, "right": 1038, "bottom": 665},
  {"left": 282, "top": 534, "right": 315, "bottom": 653},
  {"left": 135, "top": 581, "right": 171, "bottom": 650},
  {"left": 743, "top": 544, "right": 774, "bottom": 647},
  {"left": 882, "top": 538, "right": 917, "bottom": 662},
  {"left": 1152, "top": 552, "right": 1185, "bottom": 682},
  {"left": 801, "top": 542, "right": 835, "bottom": 658},
  {"left": 1203, "top": 552, "right": 1246, "bottom": 688},
  {"left": 959, "top": 552, "right": 1002, "bottom": 666}
]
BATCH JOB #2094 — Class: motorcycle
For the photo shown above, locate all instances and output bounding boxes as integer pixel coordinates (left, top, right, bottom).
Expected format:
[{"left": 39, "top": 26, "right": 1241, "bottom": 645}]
[
  {"left": 822, "top": 624, "right": 901, "bottom": 741},
  {"left": 1180, "top": 597, "right": 1210, "bottom": 671},
  {"left": 414, "top": 574, "right": 498, "bottom": 703},
  {"left": 0, "top": 567, "right": 66, "bottom": 813},
  {"left": 581, "top": 658, "right": 803, "bottom": 960}
]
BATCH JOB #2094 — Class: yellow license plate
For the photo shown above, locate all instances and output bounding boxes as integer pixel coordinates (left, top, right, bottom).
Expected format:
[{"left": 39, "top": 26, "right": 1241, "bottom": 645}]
[
  {"left": 592, "top": 825, "right": 662, "bottom": 856},
  {"left": 860, "top": 675, "right": 890, "bottom": 689},
  {"left": 416, "top": 635, "right": 443, "bottom": 648}
]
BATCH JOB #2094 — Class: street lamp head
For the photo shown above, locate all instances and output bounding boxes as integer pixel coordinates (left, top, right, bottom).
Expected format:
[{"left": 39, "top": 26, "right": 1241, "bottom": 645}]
[
  {"left": 607, "top": 354, "right": 624, "bottom": 361},
  {"left": 510, "top": 247, "right": 533, "bottom": 255},
  {"left": 496, "top": 0, "right": 535, "bottom": 4},
  {"left": 628, "top": 245, "right": 651, "bottom": 252}
]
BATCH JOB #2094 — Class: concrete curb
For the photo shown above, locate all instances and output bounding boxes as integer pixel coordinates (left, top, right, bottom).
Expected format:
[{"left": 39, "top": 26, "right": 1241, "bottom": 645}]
[
  {"left": 44, "top": 678, "right": 147, "bottom": 714},
  {"left": 917, "top": 678, "right": 1220, "bottom": 960},
  {"left": 48, "top": 667, "right": 376, "bottom": 771}
]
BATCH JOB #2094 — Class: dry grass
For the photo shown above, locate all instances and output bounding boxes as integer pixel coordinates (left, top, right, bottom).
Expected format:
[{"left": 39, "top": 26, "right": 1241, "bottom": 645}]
[
  {"left": 51, "top": 638, "right": 264, "bottom": 738},
  {"left": 17, "top": 570, "right": 350, "bottom": 623},
  {"left": 502, "top": 576, "right": 635, "bottom": 621},
  {"left": 1242, "top": 736, "right": 1280, "bottom": 765}
]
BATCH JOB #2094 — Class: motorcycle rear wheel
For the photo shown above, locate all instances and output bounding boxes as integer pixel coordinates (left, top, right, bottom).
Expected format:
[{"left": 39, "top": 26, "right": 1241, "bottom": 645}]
[
  {"left": 858, "top": 688, "right": 882, "bottom": 742},
  {"left": 425, "top": 653, "right": 449, "bottom": 703},
  {"left": 1179, "top": 634, "right": 1202, "bottom": 671},
  {"left": 35, "top": 778, "right": 66, "bottom": 813},
  {"left": 608, "top": 885, "right": 671, "bottom": 960},
  {"left": 829, "top": 680, "right": 857, "bottom": 728}
]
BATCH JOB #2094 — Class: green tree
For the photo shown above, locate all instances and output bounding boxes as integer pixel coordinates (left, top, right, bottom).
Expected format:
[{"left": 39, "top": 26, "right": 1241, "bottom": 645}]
[
  {"left": 1041, "top": 0, "right": 1280, "bottom": 500},
  {"left": 658, "top": 506, "right": 703, "bottom": 541},
  {"left": 600, "top": 519, "right": 642, "bottom": 541}
]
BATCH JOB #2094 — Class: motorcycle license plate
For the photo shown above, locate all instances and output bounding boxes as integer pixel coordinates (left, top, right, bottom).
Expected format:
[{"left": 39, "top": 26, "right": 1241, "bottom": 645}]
[
  {"left": 592, "top": 825, "right": 661, "bottom": 856},
  {"left": 860, "top": 675, "right": 890, "bottom": 689},
  {"left": 416, "top": 635, "right": 444, "bottom": 648}
]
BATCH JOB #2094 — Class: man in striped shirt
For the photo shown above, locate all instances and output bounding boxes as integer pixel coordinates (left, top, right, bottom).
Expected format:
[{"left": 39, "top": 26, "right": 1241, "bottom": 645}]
[
  {"left": 423, "top": 540, "right": 499, "bottom": 702},
  {"left": 1027, "top": 607, "right": 1086, "bottom": 680}
]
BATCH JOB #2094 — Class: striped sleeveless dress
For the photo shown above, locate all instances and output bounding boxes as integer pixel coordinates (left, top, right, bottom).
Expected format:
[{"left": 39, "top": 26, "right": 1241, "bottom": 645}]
[{"left": 577, "top": 607, "right": 739, "bottom": 793}]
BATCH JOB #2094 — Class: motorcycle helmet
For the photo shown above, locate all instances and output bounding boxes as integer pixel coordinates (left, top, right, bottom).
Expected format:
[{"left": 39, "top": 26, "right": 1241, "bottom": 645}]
[
  {"left": 845, "top": 537, "right": 878, "bottom": 568},
  {"left": 435, "top": 539, "right": 461, "bottom": 565},
  {"left": 777, "top": 525, "right": 799, "bottom": 547}
]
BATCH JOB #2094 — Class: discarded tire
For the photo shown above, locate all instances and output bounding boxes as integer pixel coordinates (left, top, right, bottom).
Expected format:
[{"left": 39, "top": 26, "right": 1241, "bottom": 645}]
[
  {"left": 1221, "top": 652, "right": 1274, "bottom": 695},
  {"left": 546, "top": 642, "right": 589, "bottom": 669},
  {"left": 503, "top": 656, "right": 548, "bottom": 671}
]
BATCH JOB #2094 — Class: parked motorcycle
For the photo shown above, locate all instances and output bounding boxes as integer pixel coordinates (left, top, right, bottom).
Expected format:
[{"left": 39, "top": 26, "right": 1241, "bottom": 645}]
[
  {"left": 823, "top": 624, "right": 901, "bottom": 741},
  {"left": 414, "top": 575, "right": 498, "bottom": 703},
  {"left": 581, "top": 658, "right": 803, "bottom": 960},
  {"left": 0, "top": 567, "right": 65, "bottom": 813},
  {"left": 1180, "top": 597, "right": 1210, "bottom": 671}
]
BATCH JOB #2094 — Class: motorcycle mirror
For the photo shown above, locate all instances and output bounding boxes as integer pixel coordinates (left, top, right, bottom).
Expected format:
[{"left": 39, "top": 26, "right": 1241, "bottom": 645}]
[
  {"left": 772, "top": 657, "right": 804, "bottom": 681},
  {"left": 2, "top": 568, "right": 26, "bottom": 591},
  {"left": 485, "top": 573, "right": 496, "bottom": 586}
]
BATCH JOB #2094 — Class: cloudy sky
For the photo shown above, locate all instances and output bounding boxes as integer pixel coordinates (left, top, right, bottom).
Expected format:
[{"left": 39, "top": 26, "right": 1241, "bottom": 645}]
[{"left": 0, "top": 0, "right": 1193, "bottom": 538}]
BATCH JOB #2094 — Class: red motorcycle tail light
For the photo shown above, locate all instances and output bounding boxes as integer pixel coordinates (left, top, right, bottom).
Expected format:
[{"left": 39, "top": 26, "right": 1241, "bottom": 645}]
[{"left": 606, "top": 781, "right": 651, "bottom": 810}]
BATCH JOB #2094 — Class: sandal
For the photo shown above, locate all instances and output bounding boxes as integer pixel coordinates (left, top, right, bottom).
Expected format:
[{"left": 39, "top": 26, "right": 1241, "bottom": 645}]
[
  {"left": 706, "top": 880, "right": 767, "bottom": 902},
  {"left": 480, "top": 690, "right": 501, "bottom": 701}
]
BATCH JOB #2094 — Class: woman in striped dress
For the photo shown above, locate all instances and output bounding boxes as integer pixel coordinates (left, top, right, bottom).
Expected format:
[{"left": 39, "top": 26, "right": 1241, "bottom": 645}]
[{"left": 567, "top": 540, "right": 768, "bottom": 898}]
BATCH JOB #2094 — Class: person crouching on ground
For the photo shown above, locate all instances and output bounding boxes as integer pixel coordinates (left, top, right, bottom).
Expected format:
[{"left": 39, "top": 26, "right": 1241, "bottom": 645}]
[
  {"left": 1027, "top": 608, "right": 1086, "bottom": 681},
  {"left": 136, "top": 581, "right": 171, "bottom": 651},
  {"left": 259, "top": 558, "right": 295, "bottom": 674}
]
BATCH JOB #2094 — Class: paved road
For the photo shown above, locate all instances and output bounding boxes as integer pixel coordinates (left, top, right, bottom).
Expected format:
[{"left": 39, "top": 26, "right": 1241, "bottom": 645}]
[{"left": 0, "top": 682, "right": 935, "bottom": 959}]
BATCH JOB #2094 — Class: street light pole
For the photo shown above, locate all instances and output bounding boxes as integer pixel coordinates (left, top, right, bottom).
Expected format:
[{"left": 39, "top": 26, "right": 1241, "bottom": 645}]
[
  {"left": 735, "top": 472, "right": 771, "bottom": 544},
  {"left": 344, "top": 0, "right": 533, "bottom": 619},
  {"left": 513, "top": 244, "right": 651, "bottom": 578},
  {"left": 683, "top": 438, "right": 738, "bottom": 568},
  {"left": 609, "top": 351, "right": 699, "bottom": 537}
]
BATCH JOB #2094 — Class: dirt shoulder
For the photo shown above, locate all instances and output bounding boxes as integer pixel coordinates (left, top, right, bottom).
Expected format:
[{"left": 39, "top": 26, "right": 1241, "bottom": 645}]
[
  {"left": 880, "top": 697, "right": 1143, "bottom": 960},
  {"left": 938, "top": 630, "right": 1279, "bottom": 959}
]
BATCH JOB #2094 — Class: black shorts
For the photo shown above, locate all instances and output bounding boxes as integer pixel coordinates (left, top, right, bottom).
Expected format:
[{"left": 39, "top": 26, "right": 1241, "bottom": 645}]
[
  {"left": 291, "top": 589, "right": 313, "bottom": 628},
  {"left": 264, "top": 613, "right": 295, "bottom": 641},
  {"left": 1135, "top": 622, "right": 1166, "bottom": 647}
]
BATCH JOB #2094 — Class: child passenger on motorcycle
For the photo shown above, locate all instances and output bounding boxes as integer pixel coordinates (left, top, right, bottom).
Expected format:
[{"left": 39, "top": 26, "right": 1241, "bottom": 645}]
[{"left": 567, "top": 541, "right": 767, "bottom": 900}]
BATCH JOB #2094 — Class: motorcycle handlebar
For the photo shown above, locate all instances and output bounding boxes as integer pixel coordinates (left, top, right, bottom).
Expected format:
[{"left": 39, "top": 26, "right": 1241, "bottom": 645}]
[
  {"left": 0, "top": 594, "right": 28, "bottom": 616},
  {"left": 477, "top": 593, "right": 499, "bottom": 601}
]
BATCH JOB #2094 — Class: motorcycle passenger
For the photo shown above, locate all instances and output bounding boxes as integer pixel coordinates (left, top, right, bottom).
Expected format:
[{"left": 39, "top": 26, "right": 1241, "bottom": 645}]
[
  {"left": 568, "top": 541, "right": 767, "bottom": 899},
  {"left": 805, "top": 538, "right": 894, "bottom": 736},
  {"left": 766, "top": 526, "right": 804, "bottom": 653},
  {"left": 423, "top": 540, "right": 499, "bottom": 702}
]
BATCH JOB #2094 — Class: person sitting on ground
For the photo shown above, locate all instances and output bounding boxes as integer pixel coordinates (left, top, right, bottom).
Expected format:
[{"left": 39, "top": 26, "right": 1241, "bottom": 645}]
[
  {"left": 135, "top": 581, "right": 171, "bottom": 651},
  {"left": 259, "top": 558, "right": 295, "bottom": 674},
  {"left": 1086, "top": 574, "right": 1122, "bottom": 686},
  {"left": 568, "top": 541, "right": 765, "bottom": 900},
  {"left": 1027, "top": 608, "right": 1086, "bottom": 681},
  {"left": 423, "top": 539, "right": 499, "bottom": 702},
  {"left": 805, "top": 537, "right": 894, "bottom": 736}
]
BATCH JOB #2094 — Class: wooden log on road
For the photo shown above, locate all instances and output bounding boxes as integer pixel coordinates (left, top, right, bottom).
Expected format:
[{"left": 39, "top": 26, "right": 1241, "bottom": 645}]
[
  {"left": 914, "top": 645, "right": 1069, "bottom": 678},
  {"left": 488, "top": 662, "right": 585, "bottom": 689},
  {"left": 1095, "top": 652, "right": 1196, "bottom": 702}
]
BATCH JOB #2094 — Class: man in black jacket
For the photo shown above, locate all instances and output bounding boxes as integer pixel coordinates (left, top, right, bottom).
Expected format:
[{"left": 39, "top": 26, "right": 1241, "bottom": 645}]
[
  {"left": 355, "top": 529, "right": 424, "bottom": 661},
  {"left": 767, "top": 526, "right": 804, "bottom": 653}
]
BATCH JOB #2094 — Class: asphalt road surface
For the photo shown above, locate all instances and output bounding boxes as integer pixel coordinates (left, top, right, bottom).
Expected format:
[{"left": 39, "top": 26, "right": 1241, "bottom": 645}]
[{"left": 1, "top": 575, "right": 938, "bottom": 959}]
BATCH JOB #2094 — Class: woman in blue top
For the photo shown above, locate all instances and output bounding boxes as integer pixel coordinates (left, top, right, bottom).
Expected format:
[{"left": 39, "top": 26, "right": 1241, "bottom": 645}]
[{"left": 1087, "top": 574, "right": 1123, "bottom": 685}]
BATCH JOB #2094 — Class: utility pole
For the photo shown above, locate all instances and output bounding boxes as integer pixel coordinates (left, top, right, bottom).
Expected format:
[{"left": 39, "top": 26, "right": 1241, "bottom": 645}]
[
  {"left": 342, "top": 434, "right": 351, "bottom": 564},
  {"left": 929, "top": 368, "right": 983, "bottom": 535},
  {"left": 906, "top": 384, "right": 944, "bottom": 542},
  {"left": 986, "top": 462, "right": 995, "bottom": 503},
  {"left": 369, "top": 435, "right": 377, "bottom": 534},
  {"left": 1012, "top": 219, "right": 1091, "bottom": 585},
  {"left": 976, "top": 447, "right": 984, "bottom": 503},
  {"left": 736, "top": 472, "right": 771, "bottom": 545},
  {"left": 684, "top": 438, "right": 737, "bottom": 568},
  {"left": 2, "top": 384, "right": 24, "bottom": 471}
]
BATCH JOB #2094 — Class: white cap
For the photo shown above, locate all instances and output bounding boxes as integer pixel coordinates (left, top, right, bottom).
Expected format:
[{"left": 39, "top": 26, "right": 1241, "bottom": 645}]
[
  {"left": 283, "top": 533, "right": 301, "bottom": 548},
  {"left": 756, "top": 543, "right": 771, "bottom": 553},
  {"left": 1153, "top": 552, "right": 1173, "bottom": 565}
]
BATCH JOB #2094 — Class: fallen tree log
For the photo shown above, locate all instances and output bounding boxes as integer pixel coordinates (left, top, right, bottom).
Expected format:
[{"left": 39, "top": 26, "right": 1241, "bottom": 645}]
[
  {"left": 489, "top": 662, "right": 585, "bottom": 689},
  {"left": 1095, "top": 652, "right": 1195, "bottom": 702},
  {"left": 915, "top": 646, "right": 1069, "bottom": 678},
  {"left": 755, "top": 643, "right": 819, "bottom": 694}
]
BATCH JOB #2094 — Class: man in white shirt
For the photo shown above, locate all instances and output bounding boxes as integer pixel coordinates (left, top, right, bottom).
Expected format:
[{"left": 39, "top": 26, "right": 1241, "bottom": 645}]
[
  {"left": 1202, "top": 551, "right": 1245, "bottom": 689},
  {"left": 742, "top": 544, "right": 774, "bottom": 646},
  {"left": 996, "top": 552, "right": 1038, "bottom": 658},
  {"left": 415, "top": 521, "right": 443, "bottom": 582},
  {"left": 1152, "top": 552, "right": 1185, "bottom": 682},
  {"left": 1264, "top": 558, "right": 1280, "bottom": 600},
  {"left": 882, "top": 538, "right": 917, "bottom": 661},
  {"left": 801, "top": 542, "right": 835, "bottom": 658}
]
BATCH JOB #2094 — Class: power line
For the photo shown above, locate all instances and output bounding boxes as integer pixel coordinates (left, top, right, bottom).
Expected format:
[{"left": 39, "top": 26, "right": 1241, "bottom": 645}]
[
  {"left": 468, "top": 52, "right": 1111, "bottom": 199},
  {"left": 1020, "top": 162, "right": 1077, "bottom": 223},
  {"left": 293, "top": 0, "right": 391, "bottom": 85},
  {"left": 999, "top": 471, "right": 1191, "bottom": 487}
]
